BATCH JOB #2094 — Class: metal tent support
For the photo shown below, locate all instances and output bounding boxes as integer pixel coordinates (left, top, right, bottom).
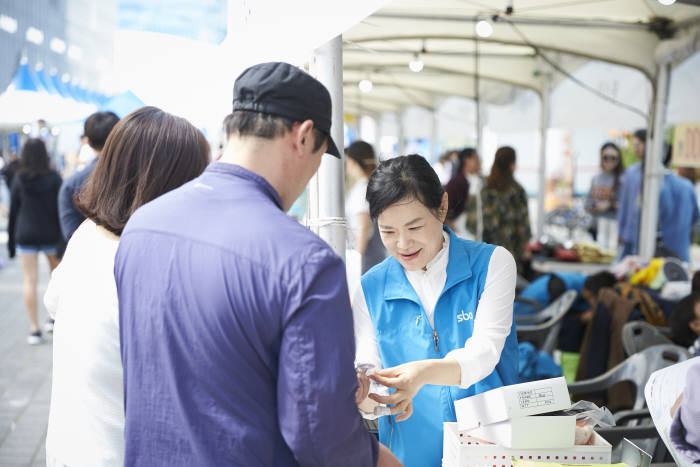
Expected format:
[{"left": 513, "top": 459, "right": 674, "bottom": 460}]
[
  {"left": 536, "top": 73, "right": 552, "bottom": 240},
  {"left": 638, "top": 63, "right": 671, "bottom": 260},
  {"left": 309, "top": 35, "right": 346, "bottom": 261}
]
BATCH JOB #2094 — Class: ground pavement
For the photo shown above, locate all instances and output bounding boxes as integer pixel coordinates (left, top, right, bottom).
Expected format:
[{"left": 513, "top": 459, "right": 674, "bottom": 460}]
[{"left": 0, "top": 243, "right": 53, "bottom": 467}]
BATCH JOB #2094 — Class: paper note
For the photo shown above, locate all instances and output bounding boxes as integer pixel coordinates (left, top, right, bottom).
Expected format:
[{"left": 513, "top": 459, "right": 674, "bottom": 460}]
[{"left": 517, "top": 386, "right": 556, "bottom": 410}]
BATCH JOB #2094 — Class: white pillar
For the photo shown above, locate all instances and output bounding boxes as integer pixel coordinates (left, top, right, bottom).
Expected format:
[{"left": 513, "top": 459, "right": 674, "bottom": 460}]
[
  {"left": 536, "top": 75, "right": 552, "bottom": 239},
  {"left": 309, "top": 35, "right": 346, "bottom": 261},
  {"left": 639, "top": 63, "right": 671, "bottom": 260}
]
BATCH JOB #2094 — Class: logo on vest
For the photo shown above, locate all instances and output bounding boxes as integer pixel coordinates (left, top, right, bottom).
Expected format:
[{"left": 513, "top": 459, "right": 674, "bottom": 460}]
[{"left": 457, "top": 310, "right": 474, "bottom": 323}]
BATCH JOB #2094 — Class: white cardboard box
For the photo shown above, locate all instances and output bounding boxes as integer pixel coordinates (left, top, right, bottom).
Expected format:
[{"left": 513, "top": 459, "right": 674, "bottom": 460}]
[
  {"left": 455, "top": 377, "right": 571, "bottom": 431},
  {"left": 467, "top": 415, "right": 576, "bottom": 449},
  {"left": 443, "top": 422, "right": 612, "bottom": 467}
]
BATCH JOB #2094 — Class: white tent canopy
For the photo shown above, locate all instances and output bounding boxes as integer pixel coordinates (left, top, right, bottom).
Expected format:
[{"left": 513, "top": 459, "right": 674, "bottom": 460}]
[{"left": 343, "top": 0, "right": 700, "bottom": 114}]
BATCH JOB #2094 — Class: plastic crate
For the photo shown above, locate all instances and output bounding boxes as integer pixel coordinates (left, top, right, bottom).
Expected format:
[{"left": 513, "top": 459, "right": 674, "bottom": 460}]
[{"left": 443, "top": 422, "right": 611, "bottom": 467}]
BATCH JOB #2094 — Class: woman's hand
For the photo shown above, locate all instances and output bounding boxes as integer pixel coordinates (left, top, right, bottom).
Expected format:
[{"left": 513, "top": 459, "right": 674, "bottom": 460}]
[{"left": 368, "top": 362, "right": 424, "bottom": 421}]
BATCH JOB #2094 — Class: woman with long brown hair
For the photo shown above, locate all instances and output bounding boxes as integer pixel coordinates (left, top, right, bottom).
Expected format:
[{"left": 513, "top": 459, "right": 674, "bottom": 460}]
[
  {"left": 44, "top": 106, "right": 210, "bottom": 467},
  {"left": 481, "top": 146, "right": 532, "bottom": 272},
  {"left": 8, "top": 138, "right": 62, "bottom": 344}
]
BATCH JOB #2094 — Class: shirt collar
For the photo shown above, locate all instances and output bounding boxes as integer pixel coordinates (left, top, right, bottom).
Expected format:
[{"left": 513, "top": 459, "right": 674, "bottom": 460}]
[{"left": 206, "top": 162, "right": 284, "bottom": 210}]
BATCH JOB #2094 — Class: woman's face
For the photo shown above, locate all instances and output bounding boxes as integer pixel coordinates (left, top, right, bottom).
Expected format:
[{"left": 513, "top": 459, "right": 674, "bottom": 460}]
[
  {"left": 377, "top": 194, "right": 448, "bottom": 271},
  {"left": 601, "top": 147, "right": 620, "bottom": 173}
]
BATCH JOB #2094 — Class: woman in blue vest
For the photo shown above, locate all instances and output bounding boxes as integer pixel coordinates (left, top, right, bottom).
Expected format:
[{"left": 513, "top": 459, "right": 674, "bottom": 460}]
[{"left": 353, "top": 155, "right": 519, "bottom": 467}]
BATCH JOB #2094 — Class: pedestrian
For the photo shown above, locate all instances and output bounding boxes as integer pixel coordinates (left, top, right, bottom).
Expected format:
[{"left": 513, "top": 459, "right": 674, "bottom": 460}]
[
  {"left": 8, "top": 138, "right": 62, "bottom": 344},
  {"left": 115, "top": 62, "right": 400, "bottom": 466},
  {"left": 43, "top": 106, "right": 210, "bottom": 467},
  {"left": 345, "top": 140, "right": 386, "bottom": 273},
  {"left": 481, "top": 146, "right": 532, "bottom": 273},
  {"left": 58, "top": 111, "right": 119, "bottom": 242}
]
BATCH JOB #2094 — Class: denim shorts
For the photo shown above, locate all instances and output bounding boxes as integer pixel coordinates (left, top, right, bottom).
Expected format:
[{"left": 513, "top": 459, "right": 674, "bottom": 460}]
[{"left": 16, "top": 244, "right": 58, "bottom": 255}]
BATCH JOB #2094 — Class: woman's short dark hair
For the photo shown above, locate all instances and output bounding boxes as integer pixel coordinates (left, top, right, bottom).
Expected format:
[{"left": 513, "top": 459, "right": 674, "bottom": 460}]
[
  {"left": 225, "top": 110, "right": 326, "bottom": 152},
  {"left": 669, "top": 292, "right": 700, "bottom": 347},
  {"left": 84, "top": 111, "right": 120, "bottom": 151},
  {"left": 18, "top": 138, "right": 51, "bottom": 179},
  {"left": 486, "top": 146, "right": 516, "bottom": 192},
  {"left": 76, "top": 106, "right": 210, "bottom": 235},
  {"left": 366, "top": 154, "right": 444, "bottom": 221}
]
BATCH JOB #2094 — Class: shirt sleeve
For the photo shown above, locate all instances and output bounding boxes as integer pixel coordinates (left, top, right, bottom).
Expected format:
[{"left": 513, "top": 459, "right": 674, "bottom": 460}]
[
  {"left": 44, "top": 262, "right": 65, "bottom": 319},
  {"left": 7, "top": 178, "right": 20, "bottom": 256},
  {"left": 445, "top": 246, "right": 516, "bottom": 388},
  {"left": 58, "top": 176, "right": 84, "bottom": 241},
  {"left": 277, "top": 249, "right": 378, "bottom": 467},
  {"left": 351, "top": 282, "right": 382, "bottom": 371}
]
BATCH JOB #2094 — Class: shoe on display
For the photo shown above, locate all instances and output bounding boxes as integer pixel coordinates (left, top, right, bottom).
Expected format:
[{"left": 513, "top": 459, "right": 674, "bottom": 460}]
[
  {"left": 27, "top": 331, "right": 43, "bottom": 345},
  {"left": 44, "top": 318, "right": 55, "bottom": 334}
]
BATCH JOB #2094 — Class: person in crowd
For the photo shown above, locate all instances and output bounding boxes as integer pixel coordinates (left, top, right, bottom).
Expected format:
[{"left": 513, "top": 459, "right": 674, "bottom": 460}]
[
  {"left": 669, "top": 292, "right": 700, "bottom": 356},
  {"left": 443, "top": 148, "right": 472, "bottom": 237},
  {"left": 585, "top": 142, "right": 623, "bottom": 251},
  {"left": 114, "top": 63, "right": 399, "bottom": 467},
  {"left": 463, "top": 149, "right": 484, "bottom": 241},
  {"left": 481, "top": 146, "right": 532, "bottom": 273},
  {"left": 618, "top": 129, "right": 699, "bottom": 261},
  {"left": 58, "top": 111, "right": 119, "bottom": 242},
  {"left": 431, "top": 150, "right": 457, "bottom": 186},
  {"left": 8, "top": 138, "right": 62, "bottom": 344},
  {"left": 353, "top": 154, "right": 518, "bottom": 467},
  {"left": 669, "top": 360, "right": 700, "bottom": 463},
  {"left": 1, "top": 151, "right": 19, "bottom": 192},
  {"left": 345, "top": 140, "right": 386, "bottom": 273},
  {"left": 43, "top": 106, "right": 209, "bottom": 467}
]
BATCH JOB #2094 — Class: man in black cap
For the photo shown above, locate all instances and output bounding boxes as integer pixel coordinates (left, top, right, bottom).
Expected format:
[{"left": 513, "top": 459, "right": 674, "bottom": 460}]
[{"left": 115, "top": 62, "right": 401, "bottom": 466}]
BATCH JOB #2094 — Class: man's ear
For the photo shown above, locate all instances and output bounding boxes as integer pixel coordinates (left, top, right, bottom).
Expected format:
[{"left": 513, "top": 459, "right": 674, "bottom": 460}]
[{"left": 293, "top": 120, "right": 315, "bottom": 155}]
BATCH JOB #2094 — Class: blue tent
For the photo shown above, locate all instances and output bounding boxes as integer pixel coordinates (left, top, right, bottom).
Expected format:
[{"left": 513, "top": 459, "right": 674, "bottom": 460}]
[
  {"left": 11, "top": 62, "right": 40, "bottom": 92},
  {"left": 100, "top": 90, "right": 144, "bottom": 118}
]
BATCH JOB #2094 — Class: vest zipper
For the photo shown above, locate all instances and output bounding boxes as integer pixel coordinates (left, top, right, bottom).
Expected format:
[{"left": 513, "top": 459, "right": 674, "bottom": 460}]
[{"left": 432, "top": 329, "right": 439, "bottom": 353}]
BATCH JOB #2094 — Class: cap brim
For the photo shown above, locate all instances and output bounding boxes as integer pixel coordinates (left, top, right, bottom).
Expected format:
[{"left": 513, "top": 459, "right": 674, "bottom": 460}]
[{"left": 325, "top": 135, "right": 341, "bottom": 158}]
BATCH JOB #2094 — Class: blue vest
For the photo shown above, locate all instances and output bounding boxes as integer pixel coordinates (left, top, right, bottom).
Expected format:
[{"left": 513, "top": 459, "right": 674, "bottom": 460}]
[{"left": 361, "top": 229, "right": 519, "bottom": 467}]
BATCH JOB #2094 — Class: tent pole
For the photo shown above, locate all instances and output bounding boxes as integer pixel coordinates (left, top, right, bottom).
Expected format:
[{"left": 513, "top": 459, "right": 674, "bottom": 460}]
[
  {"left": 431, "top": 105, "right": 439, "bottom": 162},
  {"left": 638, "top": 63, "right": 670, "bottom": 260},
  {"left": 309, "top": 35, "right": 346, "bottom": 261},
  {"left": 397, "top": 110, "right": 405, "bottom": 154},
  {"left": 536, "top": 75, "right": 552, "bottom": 240}
]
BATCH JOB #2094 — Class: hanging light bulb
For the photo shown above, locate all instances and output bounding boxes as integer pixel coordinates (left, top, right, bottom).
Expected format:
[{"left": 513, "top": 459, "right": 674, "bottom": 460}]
[
  {"left": 359, "top": 79, "right": 373, "bottom": 93},
  {"left": 408, "top": 53, "right": 424, "bottom": 73},
  {"left": 475, "top": 19, "right": 493, "bottom": 38},
  {"left": 657, "top": 0, "right": 676, "bottom": 4}
]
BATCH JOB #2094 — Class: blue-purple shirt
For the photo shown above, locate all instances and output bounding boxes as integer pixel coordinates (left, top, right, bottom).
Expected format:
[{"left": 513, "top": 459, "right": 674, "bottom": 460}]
[
  {"left": 617, "top": 163, "right": 699, "bottom": 261},
  {"left": 115, "top": 162, "right": 378, "bottom": 467}
]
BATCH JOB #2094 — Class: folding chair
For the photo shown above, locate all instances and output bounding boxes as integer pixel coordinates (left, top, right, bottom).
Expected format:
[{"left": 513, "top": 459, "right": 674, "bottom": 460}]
[
  {"left": 622, "top": 321, "right": 673, "bottom": 357},
  {"left": 516, "top": 289, "right": 577, "bottom": 355}
]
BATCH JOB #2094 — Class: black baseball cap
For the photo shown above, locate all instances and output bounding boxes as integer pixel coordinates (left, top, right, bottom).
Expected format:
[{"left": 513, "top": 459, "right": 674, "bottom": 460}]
[{"left": 232, "top": 62, "right": 341, "bottom": 158}]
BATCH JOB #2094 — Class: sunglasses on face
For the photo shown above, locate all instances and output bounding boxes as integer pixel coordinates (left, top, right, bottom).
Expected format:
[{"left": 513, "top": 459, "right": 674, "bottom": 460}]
[{"left": 602, "top": 155, "right": 619, "bottom": 162}]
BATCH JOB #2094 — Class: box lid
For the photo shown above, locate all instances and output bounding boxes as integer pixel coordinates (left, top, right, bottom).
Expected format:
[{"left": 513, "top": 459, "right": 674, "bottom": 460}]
[{"left": 455, "top": 377, "right": 571, "bottom": 430}]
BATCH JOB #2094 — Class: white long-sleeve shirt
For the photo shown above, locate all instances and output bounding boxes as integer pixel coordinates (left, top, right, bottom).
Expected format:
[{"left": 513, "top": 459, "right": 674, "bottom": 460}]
[{"left": 352, "top": 232, "right": 516, "bottom": 389}]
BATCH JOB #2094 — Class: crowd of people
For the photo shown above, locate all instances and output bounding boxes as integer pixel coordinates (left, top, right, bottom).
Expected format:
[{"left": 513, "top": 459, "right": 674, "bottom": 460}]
[{"left": 1, "top": 60, "right": 699, "bottom": 467}]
